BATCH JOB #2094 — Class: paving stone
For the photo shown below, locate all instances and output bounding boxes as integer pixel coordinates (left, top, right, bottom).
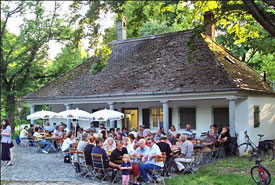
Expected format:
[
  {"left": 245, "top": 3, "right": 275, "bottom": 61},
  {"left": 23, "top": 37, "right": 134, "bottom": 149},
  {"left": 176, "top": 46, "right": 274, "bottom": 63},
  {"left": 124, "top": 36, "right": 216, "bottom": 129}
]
[{"left": 1, "top": 145, "right": 108, "bottom": 184}]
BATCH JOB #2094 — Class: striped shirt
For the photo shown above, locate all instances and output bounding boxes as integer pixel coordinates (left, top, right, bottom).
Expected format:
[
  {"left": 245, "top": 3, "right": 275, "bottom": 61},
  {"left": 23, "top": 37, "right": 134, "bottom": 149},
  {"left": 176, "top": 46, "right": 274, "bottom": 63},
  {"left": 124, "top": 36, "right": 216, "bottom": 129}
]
[
  {"left": 183, "top": 129, "right": 193, "bottom": 139},
  {"left": 181, "top": 140, "right": 194, "bottom": 158}
]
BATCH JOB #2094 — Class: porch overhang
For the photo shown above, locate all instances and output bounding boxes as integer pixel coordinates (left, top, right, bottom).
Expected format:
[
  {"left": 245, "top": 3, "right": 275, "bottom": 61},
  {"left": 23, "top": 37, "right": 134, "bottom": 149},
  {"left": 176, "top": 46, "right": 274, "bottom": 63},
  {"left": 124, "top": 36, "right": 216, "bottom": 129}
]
[{"left": 24, "top": 88, "right": 247, "bottom": 105}]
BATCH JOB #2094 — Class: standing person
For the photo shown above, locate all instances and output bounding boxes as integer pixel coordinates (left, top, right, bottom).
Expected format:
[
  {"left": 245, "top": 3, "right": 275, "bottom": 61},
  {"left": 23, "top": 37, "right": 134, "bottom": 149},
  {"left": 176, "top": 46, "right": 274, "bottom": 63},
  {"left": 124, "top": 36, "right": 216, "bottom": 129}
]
[
  {"left": 120, "top": 154, "right": 132, "bottom": 185},
  {"left": 1, "top": 119, "right": 12, "bottom": 166}
]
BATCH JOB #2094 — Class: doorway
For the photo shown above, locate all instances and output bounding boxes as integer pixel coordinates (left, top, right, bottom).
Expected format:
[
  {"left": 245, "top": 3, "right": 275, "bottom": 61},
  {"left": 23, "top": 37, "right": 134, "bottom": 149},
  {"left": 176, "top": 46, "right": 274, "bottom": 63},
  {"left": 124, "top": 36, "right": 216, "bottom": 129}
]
[{"left": 122, "top": 109, "right": 138, "bottom": 131}]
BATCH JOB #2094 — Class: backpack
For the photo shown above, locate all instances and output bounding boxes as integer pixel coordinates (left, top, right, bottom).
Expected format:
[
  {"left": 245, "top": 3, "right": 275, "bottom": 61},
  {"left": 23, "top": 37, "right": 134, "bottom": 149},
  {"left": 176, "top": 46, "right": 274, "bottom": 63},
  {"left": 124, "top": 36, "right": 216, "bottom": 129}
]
[
  {"left": 259, "top": 140, "right": 273, "bottom": 152},
  {"left": 16, "top": 135, "right": 21, "bottom": 145}
]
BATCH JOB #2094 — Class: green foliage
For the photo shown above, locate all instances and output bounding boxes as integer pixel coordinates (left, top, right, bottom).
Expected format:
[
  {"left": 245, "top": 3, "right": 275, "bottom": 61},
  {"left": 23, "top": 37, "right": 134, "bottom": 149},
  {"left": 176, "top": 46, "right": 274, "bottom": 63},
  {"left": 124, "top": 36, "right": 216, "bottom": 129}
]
[
  {"left": 1, "top": 1, "right": 87, "bottom": 129},
  {"left": 89, "top": 44, "right": 112, "bottom": 75}
]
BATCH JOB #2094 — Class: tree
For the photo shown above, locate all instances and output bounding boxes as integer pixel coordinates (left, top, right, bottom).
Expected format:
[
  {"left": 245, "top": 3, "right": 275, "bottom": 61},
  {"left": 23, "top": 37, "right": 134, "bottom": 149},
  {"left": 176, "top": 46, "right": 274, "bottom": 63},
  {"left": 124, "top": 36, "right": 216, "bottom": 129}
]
[
  {"left": 80, "top": 1, "right": 274, "bottom": 80},
  {"left": 0, "top": 1, "right": 81, "bottom": 130}
]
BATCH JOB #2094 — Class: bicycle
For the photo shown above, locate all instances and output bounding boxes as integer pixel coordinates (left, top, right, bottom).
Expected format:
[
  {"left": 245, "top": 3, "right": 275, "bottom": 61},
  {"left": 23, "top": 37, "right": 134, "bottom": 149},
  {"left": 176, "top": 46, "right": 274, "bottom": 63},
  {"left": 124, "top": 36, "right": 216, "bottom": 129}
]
[
  {"left": 237, "top": 131, "right": 274, "bottom": 161},
  {"left": 250, "top": 152, "right": 271, "bottom": 185}
]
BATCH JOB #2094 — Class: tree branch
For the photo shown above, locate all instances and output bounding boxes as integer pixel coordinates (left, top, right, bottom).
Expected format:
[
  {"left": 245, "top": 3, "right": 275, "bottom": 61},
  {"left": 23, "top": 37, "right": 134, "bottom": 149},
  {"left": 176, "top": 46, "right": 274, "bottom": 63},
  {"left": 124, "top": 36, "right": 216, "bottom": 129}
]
[{"left": 242, "top": 0, "right": 275, "bottom": 36}]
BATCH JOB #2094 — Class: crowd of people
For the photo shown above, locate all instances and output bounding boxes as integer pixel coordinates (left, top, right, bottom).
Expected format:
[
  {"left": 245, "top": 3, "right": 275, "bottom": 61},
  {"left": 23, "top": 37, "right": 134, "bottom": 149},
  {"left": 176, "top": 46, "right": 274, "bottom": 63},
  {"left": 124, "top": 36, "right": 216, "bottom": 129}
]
[{"left": 15, "top": 120, "right": 235, "bottom": 184}]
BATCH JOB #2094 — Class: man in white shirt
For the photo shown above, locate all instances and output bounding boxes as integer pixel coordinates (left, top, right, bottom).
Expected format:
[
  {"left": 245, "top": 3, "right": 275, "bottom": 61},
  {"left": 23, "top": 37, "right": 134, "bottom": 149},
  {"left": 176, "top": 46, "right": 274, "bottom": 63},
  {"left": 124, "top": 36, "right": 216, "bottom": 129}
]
[
  {"left": 63, "top": 124, "right": 70, "bottom": 135},
  {"left": 61, "top": 133, "right": 74, "bottom": 152},
  {"left": 139, "top": 137, "right": 163, "bottom": 183},
  {"left": 44, "top": 122, "right": 51, "bottom": 131}
]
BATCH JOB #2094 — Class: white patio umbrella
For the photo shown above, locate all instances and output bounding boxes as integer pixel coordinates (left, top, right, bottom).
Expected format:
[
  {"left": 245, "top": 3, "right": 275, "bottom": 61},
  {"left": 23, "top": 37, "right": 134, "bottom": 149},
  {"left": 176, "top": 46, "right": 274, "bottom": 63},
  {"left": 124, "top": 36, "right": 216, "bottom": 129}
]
[
  {"left": 55, "top": 108, "right": 93, "bottom": 121},
  {"left": 90, "top": 108, "right": 124, "bottom": 121},
  {"left": 27, "top": 110, "right": 58, "bottom": 120}
]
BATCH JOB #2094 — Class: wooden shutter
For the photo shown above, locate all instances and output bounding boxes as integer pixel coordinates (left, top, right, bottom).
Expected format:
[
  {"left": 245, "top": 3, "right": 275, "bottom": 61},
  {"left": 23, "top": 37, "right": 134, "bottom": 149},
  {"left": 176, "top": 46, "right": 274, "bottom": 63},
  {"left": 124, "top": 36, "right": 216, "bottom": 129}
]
[
  {"left": 142, "top": 109, "right": 150, "bottom": 128},
  {"left": 169, "top": 108, "right": 172, "bottom": 128},
  {"left": 179, "top": 108, "right": 196, "bottom": 129}
]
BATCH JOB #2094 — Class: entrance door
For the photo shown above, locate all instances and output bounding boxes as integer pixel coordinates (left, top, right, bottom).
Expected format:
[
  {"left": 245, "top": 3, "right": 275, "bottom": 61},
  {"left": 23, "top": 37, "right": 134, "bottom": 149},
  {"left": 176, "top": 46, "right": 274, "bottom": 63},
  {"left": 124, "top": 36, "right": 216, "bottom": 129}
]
[
  {"left": 213, "top": 107, "right": 229, "bottom": 129},
  {"left": 123, "top": 109, "right": 138, "bottom": 131}
]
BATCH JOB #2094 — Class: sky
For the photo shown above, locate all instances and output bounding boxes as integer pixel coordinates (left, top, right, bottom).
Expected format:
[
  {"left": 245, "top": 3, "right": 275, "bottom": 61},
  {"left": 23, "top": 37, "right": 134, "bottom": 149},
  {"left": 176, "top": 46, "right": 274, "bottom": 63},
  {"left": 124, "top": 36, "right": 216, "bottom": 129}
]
[{"left": 4, "top": 1, "right": 114, "bottom": 60}]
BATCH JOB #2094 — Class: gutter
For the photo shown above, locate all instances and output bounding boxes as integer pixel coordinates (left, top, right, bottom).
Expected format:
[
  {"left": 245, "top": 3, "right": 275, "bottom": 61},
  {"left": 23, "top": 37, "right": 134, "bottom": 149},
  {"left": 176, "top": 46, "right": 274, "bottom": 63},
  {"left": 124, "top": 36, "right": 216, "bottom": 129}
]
[{"left": 24, "top": 88, "right": 242, "bottom": 101}]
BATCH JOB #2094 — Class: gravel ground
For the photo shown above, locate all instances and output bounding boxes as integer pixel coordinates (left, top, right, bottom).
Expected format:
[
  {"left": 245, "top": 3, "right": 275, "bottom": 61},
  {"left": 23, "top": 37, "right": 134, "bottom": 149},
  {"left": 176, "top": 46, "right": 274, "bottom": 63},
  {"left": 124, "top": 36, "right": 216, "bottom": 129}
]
[{"left": 0, "top": 144, "right": 107, "bottom": 184}]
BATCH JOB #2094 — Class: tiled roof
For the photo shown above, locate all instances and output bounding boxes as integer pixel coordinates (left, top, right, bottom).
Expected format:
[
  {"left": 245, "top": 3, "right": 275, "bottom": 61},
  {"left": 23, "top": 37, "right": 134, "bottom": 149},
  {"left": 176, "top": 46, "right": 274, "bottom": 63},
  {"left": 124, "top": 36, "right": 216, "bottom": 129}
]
[{"left": 25, "top": 30, "right": 273, "bottom": 99}]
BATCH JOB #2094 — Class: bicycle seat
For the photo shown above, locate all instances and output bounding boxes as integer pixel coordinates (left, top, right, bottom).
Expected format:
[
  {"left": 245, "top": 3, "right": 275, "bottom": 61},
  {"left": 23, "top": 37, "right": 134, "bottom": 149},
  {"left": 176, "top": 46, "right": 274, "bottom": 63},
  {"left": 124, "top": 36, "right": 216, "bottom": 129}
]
[
  {"left": 258, "top": 134, "right": 264, "bottom": 137},
  {"left": 255, "top": 158, "right": 262, "bottom": 164}
]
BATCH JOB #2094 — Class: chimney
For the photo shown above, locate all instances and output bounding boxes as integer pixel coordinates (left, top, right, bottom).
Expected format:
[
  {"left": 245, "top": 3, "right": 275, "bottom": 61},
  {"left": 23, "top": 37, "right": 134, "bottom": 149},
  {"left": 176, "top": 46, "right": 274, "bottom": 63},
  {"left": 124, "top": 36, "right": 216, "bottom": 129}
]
[
  {"left": 116, "top": 16, "right": 127, "bottom": 41},
  {"left": 204, "top": 11, "right": 215, "bottom": 41}
]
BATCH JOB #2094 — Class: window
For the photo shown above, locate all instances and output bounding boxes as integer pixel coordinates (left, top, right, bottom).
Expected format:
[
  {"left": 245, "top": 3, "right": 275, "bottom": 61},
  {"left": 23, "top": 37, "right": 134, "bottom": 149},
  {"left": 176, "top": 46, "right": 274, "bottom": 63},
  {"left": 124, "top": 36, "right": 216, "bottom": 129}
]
[
  {"left": 254, "top": 106, "right": 260, "bottom": 128},
  {"left": 151, "top": 108, "right": 163, "bottom": 128},
  {"left": 179, "top": 108, "right": 196, "bottom": 129}
]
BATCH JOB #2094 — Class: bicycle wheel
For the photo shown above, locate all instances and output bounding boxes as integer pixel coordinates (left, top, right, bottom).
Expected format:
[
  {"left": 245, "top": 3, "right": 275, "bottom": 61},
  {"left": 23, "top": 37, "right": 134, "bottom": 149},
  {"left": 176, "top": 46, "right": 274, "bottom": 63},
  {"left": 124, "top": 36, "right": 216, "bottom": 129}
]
[
  {"left": 258, "top": 147, "right": 275, "bottom": 162},
  {"left": 237, "top": 143, "right": 254, "bottom": 157},
  {"left": 251, "top": 166, "right": 271, "bottom": 185}
]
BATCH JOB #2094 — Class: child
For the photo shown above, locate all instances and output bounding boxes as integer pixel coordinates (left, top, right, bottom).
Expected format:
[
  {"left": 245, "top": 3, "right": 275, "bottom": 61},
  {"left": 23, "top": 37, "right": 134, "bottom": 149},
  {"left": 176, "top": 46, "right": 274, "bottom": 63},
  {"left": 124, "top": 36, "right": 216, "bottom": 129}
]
[{"left": 120, "top": 154, "right": 132, "bottom": 185}]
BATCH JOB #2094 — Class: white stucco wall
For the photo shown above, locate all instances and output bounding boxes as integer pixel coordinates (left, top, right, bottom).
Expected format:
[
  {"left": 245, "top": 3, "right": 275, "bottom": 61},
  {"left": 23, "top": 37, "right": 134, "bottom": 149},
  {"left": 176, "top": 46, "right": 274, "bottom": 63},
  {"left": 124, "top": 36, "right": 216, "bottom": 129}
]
[
  {"left": 242, "top": 96, "right": 275, "bottom": 144},
  {"left": 42, "top": 94, "right": 274, "bottom": 143}
]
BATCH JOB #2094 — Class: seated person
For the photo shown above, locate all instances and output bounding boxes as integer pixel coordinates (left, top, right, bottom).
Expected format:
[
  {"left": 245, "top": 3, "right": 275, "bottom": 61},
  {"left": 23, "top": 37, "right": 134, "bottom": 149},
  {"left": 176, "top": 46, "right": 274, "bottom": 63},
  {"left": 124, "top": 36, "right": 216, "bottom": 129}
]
[
  {"left": 122, "top": 127, "right": 128, "bottom": 137},
  {"left": 20, "top": 126, "right": 29, "bottom": 139},
  {"left": 44, "top": 122, "right": 51, "bottom": 132},
  {"left": 160, "top": 127, "right": 166, "bottom": 135},
  {"left": 207, "top": 124, "right": 218, "bottom": 138},
  {"left": 138, "top": 125, "right": 149, "bottom": 138},
  {"left": 103, "top": 137, "right": 116, "bottom": 153},
  {"left": 38, "top": 123, "right": 44, "bottom": 131},
  {"left": 123, "top": 137, "right": 135, "bottom": 155},
  {"left": 92, "top": 137, "right": 109, "bottom": 168},
  {"left": 84, "top": 136, "right": 96, "bottom": 165},
  {"left": 174, "top": 135, "right": 194, "bottom": 173},
  {"left": 154, "top": 129, "right": 163, "bottom": 142},
  {"left": 61, "top": 132, "right": 74, "bottom": 152},
  {"left": 156, "top": 137, "right": 174, "bottom": 176},
  {"left": 33, "top": 127, "right": 52, "bottom": 154},
  {"left": 129, "top": 128, "right": 138, "bottom": 139},
  {"left": 182, "top": 124, "right": 193, "bottom": 140},
  {"left": 201, "top": 129, "right": 216, "bottom": 153},
  {"left": 77, "top": 127, "right": 84, "bottom": 140},
  {"left": 115, "top": 133, "right": 123, "bottom": 143},
  {"left": 77, "top": 133, "right": 89, "bottom": 152},
  {"left": 27, "top": 124, "right": 35, "bottom": 136},
  {"left": 139, "top": 137, "right": 164, "bottom": 183},
  {"left": 109, "top": 141, "right": 140, "bottom": 185},
  {"left": 133, "top": 139, "right": 150, "bottom": 157},
  {"left": 218, "top": 126, "right": 233, "bottom": 156},
  {"left": 109, "top": 128, "right": 116, "bottom": 139}
]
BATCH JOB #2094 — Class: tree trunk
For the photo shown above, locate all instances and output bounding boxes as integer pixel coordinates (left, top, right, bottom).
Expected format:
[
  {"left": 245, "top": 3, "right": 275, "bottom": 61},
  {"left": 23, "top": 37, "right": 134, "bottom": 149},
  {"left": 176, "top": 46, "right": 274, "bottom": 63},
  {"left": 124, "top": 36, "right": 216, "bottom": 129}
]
[{"left": 7, "top": 93, "right": 15, "bottom": 133}]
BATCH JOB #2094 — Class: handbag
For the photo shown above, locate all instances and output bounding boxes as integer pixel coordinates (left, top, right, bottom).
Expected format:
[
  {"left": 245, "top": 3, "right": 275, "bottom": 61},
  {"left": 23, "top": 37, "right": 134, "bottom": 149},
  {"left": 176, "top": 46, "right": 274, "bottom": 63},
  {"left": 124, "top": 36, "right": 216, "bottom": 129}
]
[
  {"left": 10, "top": 141, "right": 14, "bottom": 148},
  {"left": 64, "top": 154, "right": 71, "bottom": 163}
]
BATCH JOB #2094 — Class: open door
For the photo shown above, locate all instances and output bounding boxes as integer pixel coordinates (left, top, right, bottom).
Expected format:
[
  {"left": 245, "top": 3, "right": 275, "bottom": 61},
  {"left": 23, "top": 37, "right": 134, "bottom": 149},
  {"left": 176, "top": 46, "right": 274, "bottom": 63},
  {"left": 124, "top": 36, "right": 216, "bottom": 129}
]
[{"left": 123, "top": 109, "right": 138, "bottom": 131}]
